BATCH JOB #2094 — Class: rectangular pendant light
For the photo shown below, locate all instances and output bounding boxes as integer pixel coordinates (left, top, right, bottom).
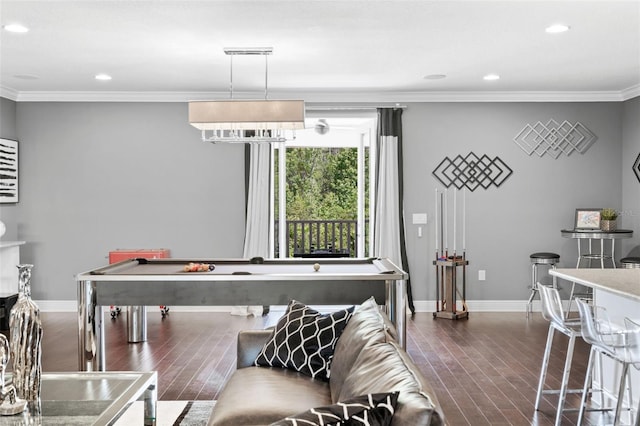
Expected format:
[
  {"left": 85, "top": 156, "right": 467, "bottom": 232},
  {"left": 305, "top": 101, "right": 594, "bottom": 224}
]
[{"left": 188, "top": 99, "right": 305, "bottom": 131}]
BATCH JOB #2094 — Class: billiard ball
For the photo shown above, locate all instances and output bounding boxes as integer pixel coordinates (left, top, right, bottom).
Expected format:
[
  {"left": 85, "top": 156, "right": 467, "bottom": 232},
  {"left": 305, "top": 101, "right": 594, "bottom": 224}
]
[
  {"left": 313, "top": 263, "right": 320, "bottom": 272},
  {"left": 183, "top": 262, "right": 214, "bottom": 272}
]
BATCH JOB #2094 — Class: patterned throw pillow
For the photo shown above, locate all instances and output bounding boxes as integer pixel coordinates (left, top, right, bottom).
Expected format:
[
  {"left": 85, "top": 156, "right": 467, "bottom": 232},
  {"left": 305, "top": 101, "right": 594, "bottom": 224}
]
[
  {"left": 270, "top": 392, "right": 399, "bottom": 426},
  {"left": 255, "top": 300, "right": 355, "bottom": 380}
]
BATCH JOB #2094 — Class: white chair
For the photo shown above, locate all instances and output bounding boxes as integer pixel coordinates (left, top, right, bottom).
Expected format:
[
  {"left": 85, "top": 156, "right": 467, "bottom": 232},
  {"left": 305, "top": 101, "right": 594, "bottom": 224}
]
[
  {"left": 623, "top": 317, "right": 640, "bottom": 426},
  {"left": 575, "top": 298, "right": 638, "bottom": 425},
  {"left": 535, "top": 284, "right": 584, "bottom": 426},
  {"left": 567, "top": 283, "right": 593, "bottom": 318}
]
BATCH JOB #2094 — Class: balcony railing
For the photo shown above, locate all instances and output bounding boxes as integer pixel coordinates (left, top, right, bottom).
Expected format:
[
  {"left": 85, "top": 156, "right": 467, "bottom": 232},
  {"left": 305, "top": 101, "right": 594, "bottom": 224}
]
[{"left": 275, "top": 219, "right": 368, "bottom": 258}]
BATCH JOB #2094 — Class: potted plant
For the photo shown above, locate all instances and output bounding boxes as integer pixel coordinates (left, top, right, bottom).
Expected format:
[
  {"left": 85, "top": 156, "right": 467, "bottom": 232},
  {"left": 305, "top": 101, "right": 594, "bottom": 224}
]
[{"left": 600, "top": 208, "right": 618, "bottom": 231}]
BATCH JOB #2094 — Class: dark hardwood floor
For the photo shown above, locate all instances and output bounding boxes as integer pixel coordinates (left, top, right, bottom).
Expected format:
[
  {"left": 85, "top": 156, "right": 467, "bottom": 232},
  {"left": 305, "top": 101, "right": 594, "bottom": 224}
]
[{"left": 33, "top": 309, "right": 619, "bottom": 425}]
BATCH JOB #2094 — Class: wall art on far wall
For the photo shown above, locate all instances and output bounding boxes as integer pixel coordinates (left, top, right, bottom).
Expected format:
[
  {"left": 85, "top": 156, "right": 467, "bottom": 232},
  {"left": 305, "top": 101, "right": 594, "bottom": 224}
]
[
  {"left": 432, "top": 152, "right": 513, "bottom": 191},
  {"left": 513, "top": 119, "right": 597, "bottom": 159},
  {"left": 0, "top": 139, "right": 18, "bottom": 203},
  {"left": 634, "top": 152, "right": 640, "bottom": 184}
]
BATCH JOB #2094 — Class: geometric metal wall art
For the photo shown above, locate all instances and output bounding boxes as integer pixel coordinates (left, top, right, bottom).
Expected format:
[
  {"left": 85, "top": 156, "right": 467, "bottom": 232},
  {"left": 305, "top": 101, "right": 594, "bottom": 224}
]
[
  {"left": 634, "top": 153, "right": 640, "bottom": 183},
  {"left": 513, "top": 119, "right": 597, "bottom": 159},
  {"left": 0, "top": 138, "right": 18, "bottom": 203},
  {"left": 432, "top": 152, "right": 513, "bottom": 191}
]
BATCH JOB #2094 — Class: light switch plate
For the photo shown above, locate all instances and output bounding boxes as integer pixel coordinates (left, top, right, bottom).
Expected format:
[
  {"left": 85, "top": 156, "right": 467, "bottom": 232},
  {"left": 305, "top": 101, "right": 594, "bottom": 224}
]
[{"left": 412, "top": 213, "right": 427, "bottom": 224}]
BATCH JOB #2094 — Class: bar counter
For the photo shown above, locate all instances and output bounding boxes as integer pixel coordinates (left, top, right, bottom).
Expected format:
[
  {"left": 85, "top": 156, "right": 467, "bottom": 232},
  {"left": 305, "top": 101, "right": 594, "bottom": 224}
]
[{"left": 550, "top": 268, "right": 640, "bottom": 302}]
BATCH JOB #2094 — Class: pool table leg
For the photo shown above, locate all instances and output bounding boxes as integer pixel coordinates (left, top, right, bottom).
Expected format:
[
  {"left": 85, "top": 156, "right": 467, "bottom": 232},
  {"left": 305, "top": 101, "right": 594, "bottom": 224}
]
[
  {"left": 386, "top": 278, "right": 407, "bottom": 349},
  {"left": 77, "top": 279, "right": 105, "bottom": 371}
]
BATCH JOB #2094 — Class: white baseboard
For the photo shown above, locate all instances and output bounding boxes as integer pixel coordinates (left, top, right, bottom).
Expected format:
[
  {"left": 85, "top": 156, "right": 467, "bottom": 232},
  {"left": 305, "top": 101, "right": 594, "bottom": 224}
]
[
  {"left": 36, "top": 300, "right": 78, "bottom": 312},
  {"left": 411, "top": 299, "right": 578, "bottom": 313},
  {"left": 34, "top": 301, "right": 258, "bottom": 313},
  {"left": 34, "top": 299, "right": 570, "bottom": 313},
  {"left": 412, "top": 300, "right": 543, "bottom": 312}
]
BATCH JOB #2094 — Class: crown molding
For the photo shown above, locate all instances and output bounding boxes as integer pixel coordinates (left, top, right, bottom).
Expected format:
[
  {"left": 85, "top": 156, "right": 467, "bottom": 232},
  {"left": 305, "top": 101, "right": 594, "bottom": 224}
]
[
  {"left": 2, "top": 87, "right": 638, "bottom": 103},
  {"left": 0, "top": 86, "right": 19, "bottom": 101},
  {"left": 621, "top": 84, "right": 640, "bottom": 101}
]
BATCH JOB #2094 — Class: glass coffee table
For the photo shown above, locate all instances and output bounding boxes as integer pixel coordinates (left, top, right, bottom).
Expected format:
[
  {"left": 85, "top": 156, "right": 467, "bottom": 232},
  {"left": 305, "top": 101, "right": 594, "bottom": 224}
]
[{"left": 2, "top": 371, "right": 157, "bottom": 425}]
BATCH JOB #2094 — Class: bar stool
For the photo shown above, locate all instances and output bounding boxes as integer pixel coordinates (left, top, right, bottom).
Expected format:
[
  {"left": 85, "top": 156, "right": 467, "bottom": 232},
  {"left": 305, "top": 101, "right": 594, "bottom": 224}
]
[
  {"left": 576, "top": 298, "right": 638, "bottom": 425},
  {"left": 567, "top": 283, "right": 593, "bottom": 318},
  {"left": 535, "top": 284, "right": 583, "bottom": 426},
  {"left": 622, "top": 317, "right": 640, "bottom": 425},
  {"left": 620, "top": 257, "right": 640, "bottom": 268},
  {"left": 527, "top": 252, "right": 560, "bottom": 318}
]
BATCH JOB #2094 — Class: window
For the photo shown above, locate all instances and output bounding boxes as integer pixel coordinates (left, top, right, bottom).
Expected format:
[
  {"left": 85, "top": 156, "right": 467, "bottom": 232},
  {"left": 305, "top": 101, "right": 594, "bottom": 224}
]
[{"left": 271, "top": 112, "right": 377, "bottom": 258}]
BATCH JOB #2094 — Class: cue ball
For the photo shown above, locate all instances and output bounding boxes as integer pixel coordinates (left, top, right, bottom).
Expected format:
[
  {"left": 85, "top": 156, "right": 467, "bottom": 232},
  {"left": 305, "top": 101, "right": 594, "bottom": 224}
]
[{"left": 313, "top": 263, "right": 320, "bottom": 272}]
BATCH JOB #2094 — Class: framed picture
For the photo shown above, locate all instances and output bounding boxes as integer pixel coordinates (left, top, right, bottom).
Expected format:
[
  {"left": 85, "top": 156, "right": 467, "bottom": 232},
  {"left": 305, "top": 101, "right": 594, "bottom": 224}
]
[
  {"left": 574, "top": 208, "right": 601, "bottom": 230},
  {"left": 0, "top": 139, "right": 18, "bottom": 203}
]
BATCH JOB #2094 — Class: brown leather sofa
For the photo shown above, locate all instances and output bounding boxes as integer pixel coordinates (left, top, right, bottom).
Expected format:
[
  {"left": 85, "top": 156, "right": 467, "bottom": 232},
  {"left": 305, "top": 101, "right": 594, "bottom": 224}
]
[{"left": 208, "top": 297, "right": 444, "bottom": 425}]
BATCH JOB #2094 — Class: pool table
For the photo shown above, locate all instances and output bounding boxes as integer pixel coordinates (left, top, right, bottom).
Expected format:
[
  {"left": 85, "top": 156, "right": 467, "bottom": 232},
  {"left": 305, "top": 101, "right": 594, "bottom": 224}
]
[{"left": 76, "top": 257, "right": 408, "bottom": 371}]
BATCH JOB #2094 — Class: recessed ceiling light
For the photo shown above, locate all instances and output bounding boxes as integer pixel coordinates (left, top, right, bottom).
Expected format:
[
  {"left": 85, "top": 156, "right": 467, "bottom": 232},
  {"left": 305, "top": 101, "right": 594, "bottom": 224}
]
[
  {"left": 546, "top": 24, "right": 570, "bottom": 34},
  {"left": 95, "top": 74, "right": 112, "bottom": 81},
  {"left": 424, "top": 74, "right": 447, "bottom": 80},
  {"left": 483, "top": 74, "right": 500, "bottom": 81},
  {"left": 3, "top": 23, "right": 29, "bottom": 33},
  {"left": 13, "top": 74, "right": 39, "bottom": 80}
]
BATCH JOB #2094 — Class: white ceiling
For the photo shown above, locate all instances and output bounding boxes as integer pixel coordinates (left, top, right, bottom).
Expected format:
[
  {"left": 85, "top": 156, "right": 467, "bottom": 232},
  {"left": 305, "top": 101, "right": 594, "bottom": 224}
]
[{"left": 1, "top": 0, "right": 639, "bottom": 102}]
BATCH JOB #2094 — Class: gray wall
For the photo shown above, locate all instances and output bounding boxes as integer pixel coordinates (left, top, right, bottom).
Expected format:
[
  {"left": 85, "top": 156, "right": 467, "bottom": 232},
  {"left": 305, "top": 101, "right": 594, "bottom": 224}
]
[
  {"left": 0, "top": 97, "right": 17, "bottom": 140},
  {"left": 621, "top": 96, "right": 640, "bottom": 258},
  {"left": 13, "top": 102, "right": 246, "bottom": 300},
  {"left": 1, "top": 97, "right": 637, "bottom": 304},
  {"left": 0, "top": 97, "right": 19, "bottom": 240},
  {"left": 403, "top": 102, "right": 628, "bottom": 302}
]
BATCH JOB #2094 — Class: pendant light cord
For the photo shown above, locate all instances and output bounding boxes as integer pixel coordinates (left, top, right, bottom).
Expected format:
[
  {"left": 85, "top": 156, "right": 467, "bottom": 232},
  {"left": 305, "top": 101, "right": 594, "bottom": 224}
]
[
  {"left": 229, "top": 55, "right": 234, "bottom": 100},
  {"left": 228, "top": 50, "right": 270, "bottom": 100},
  {"left": 264, "top": 54, "right": 268, "bottom": 100}
]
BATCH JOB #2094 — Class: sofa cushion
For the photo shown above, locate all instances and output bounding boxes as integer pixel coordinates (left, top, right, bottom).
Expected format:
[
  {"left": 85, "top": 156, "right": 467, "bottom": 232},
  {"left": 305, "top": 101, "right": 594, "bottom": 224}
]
[
  {"left": 208, "top": 366, "right": 332, "bottom": 426},
  {"left": 270, "top": 391, "right": 399, "bottom": 426},
  {"left": 330, "top": 297, "right": 396, "bottom": 400},
  {"left": 338, "top": 342, "right": 444, "bottom": 426},
  {"left": 255, "top": 300, "right": 355, "bottom": 380}
]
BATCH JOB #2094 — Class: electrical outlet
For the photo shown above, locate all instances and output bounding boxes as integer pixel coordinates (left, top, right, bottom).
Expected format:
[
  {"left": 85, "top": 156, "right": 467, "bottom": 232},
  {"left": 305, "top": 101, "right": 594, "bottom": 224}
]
[{"left": 478, "top": 270, "right": 486, "bottom": 281}]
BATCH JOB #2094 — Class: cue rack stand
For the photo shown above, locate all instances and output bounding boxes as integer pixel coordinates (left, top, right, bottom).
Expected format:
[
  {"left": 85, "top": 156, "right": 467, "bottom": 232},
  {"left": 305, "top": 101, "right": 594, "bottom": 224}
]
[{"left": 433, "top": 188, "right": 469, "bottom": 320}]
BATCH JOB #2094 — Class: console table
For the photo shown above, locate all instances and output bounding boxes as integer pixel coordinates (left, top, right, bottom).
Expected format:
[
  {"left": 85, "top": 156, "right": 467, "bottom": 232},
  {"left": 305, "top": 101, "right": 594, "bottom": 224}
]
[
  {"left": 0, "top": 241, "right": 25, "bottom": 293},
  {"left": 560, "top": 229, "right": 633, "bottom": 268}
]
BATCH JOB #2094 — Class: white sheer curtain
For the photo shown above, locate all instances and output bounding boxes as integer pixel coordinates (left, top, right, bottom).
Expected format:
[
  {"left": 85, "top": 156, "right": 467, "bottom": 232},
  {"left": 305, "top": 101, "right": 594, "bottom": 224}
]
[
  {"left": 374, "top": 136, "right": 402, "bottom": 266},
  {"left": 238, "top": 143, "right": 271, "bottom": 316},
  {"left": 374, "top": 108, "right": 414, "bottom": 314},
  {"left": 243, "top": 143, "right": 271, "bottom": 258}
]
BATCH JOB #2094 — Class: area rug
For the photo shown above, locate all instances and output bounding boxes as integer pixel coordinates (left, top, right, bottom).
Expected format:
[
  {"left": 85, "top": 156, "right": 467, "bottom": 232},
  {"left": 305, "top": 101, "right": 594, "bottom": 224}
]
[{"left": 114, "top": 400, "right": 216, "bottom": 425}]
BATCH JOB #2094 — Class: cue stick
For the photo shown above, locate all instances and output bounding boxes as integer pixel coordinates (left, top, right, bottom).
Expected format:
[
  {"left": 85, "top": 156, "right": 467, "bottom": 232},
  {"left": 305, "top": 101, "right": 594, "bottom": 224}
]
[
  {"left": 463, "top": 187, "right": 466, "bottom": 251},
  {"left": 461, "top": 188, "right": 468, "bottom": 311},
  {"left": 441, "top": 191, "right": 446, "bottom": 310},
  {"left": 435, "top": 252, "right": 440, "bottom": 312},
  {"left": 435, "top": 189, "right": 439, "bottom": 312},
  {"left": 462, "top": 250, "right": 468, "bottom": 311},
  {"left": 453, "top": 187, "right": 457, "bottom": 256},
  {"left": 444, "top": 189, "right": 448, "bottom": 259},
  {"left": 439, "top": 191, "right": 446, "bottom": 311},
  {"left": 434, "top": 188, "right": 438, "bottom": 253},
  {"left": 440, "top": 192, "right": 444, "bottom": 256}
]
